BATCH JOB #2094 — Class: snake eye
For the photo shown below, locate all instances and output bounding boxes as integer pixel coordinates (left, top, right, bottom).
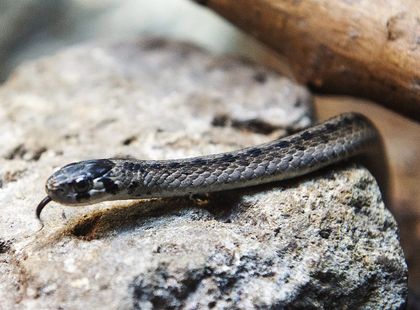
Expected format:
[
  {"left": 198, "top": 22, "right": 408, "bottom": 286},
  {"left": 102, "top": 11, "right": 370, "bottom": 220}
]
[{"left": 73, "top": 178, "right": 92, "bottom": 193}]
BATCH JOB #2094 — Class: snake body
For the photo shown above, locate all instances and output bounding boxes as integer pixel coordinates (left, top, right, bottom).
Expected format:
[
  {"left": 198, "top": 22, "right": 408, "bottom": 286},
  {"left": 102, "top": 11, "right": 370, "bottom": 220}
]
[{"left": 37, "top": 112, "right": 385, "bottom": 220}]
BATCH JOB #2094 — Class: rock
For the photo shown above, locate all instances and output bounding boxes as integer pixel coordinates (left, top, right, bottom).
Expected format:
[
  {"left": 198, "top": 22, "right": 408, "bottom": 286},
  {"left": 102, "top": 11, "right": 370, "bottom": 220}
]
[
  {"left": 0, "top": 0, "right": 67, "bottom": 81},
  {"left": 0, "top": 38, "right": 407, "bottom": 309},
  {"left": 0, "top": 0, "right": 273, "bottom": 86}
]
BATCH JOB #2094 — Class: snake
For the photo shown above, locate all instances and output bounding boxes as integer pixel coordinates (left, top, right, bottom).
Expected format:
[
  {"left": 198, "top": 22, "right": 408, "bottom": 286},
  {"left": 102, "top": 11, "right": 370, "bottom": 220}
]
[{"left": 36, "top": 112, "right": 387, "bottom": 222}]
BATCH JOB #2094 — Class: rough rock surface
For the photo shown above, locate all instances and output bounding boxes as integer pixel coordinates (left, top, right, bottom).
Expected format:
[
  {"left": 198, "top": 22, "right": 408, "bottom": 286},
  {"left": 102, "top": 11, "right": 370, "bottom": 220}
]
[{"left": 0, "top": 38, "right": 407, "bottom": 309}]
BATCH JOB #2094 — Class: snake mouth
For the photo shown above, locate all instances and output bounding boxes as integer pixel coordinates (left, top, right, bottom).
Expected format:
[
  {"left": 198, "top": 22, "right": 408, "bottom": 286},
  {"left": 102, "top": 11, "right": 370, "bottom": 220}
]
[{"left": 36, "top": 196, "right": 52, "bottom": 222}]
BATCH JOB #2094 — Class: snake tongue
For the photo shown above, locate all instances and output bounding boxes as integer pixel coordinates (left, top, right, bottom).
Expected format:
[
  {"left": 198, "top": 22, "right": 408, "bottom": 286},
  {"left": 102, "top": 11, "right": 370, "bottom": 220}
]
[{"left": 36, "top": 196, "right": 52, "bottom": 222}]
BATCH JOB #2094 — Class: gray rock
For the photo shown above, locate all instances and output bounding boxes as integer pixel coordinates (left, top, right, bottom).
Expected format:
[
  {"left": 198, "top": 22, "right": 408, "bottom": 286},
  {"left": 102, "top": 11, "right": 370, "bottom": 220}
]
[
  {"left": 0, "top": 38, "right": 406, "bottom": 309},
  {"left": 0, "top": 0, "right": 67, "bottom": 80}
]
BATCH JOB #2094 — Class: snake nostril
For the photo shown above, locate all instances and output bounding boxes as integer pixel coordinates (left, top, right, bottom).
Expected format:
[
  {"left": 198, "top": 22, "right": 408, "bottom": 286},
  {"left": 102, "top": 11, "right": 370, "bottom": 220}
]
[{"left": 47, "top": 186, "right": 64, "bottom": 195}]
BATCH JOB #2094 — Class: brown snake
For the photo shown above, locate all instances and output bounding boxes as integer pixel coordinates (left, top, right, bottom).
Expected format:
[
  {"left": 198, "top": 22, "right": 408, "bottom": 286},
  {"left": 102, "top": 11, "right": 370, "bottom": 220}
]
[{"left": 36, "top": 112, "right": 387, "bottom": 221}]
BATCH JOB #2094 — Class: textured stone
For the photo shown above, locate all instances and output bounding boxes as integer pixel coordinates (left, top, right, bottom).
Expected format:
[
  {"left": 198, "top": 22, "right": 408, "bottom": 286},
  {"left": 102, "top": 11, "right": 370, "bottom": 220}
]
[{"left": 0, "top": 38, "right": 406, "bottom": 309}]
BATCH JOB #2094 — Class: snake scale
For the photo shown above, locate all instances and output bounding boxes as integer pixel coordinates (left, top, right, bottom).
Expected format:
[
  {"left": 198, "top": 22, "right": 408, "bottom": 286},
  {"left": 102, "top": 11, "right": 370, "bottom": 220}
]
[{"left": 37, "top": 112, "right": 387, "bottom": 221}]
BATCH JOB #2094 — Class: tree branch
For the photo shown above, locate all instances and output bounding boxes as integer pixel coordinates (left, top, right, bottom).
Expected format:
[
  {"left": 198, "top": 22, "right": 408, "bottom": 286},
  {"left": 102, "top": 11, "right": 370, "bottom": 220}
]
[{"left": 196, "top": 0, "right": 420, "bottom": 121}]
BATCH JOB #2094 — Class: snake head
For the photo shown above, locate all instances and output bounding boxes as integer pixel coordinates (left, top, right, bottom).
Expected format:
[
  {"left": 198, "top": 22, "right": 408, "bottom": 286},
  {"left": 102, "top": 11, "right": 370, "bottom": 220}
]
[
  {"left": 46, "top": 159, "right": 116, "bottom": 205},
  {"left": 37, "top": 159, "right": 116, "bottom": 222}
]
